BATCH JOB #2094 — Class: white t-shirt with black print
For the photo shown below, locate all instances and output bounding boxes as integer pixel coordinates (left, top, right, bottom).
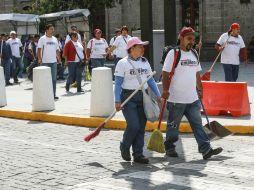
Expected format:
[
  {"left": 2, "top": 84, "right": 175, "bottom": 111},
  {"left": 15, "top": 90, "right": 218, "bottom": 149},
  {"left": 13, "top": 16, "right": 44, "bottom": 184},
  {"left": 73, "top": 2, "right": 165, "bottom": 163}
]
[
  {"left": 72, "top": 41, "right": 84, "bottom": 62},
  {"left": 7, "top": 38, "right": 22, "bottom": 58},
  {"left": 87, "top": 38, "right": 108, "bottom": 59},
  {"left": 113, "top": 35, "right": 131, "bottom": 58},
  {"left": 37, "top": 35, "right": 59, "bottom": 63},
  {"left": 217, "top": 33, "right": 245, "bottom": 65},
  {"left": 163, "top": 49, "right": 201, "bottom": 104},
  {"left": 114, "top": 56, "right": 152, "bottom": 90},
  {"left": 110, "top": 36, "right": 118, "bottom": 56}
]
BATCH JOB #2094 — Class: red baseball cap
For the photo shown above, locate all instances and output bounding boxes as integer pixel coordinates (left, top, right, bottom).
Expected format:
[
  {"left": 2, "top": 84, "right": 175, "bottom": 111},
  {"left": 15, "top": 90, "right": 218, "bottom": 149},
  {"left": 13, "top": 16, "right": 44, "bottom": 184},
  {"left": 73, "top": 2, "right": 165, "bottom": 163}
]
[
  {"left": 94, "top": 28, "right": 102, "bottom": 34},
  {"left": 179, "top": 27, "right": 196, "bottom": 38},
  {"left": 230, "top": 23, "right": 240, "bottom": 30}
]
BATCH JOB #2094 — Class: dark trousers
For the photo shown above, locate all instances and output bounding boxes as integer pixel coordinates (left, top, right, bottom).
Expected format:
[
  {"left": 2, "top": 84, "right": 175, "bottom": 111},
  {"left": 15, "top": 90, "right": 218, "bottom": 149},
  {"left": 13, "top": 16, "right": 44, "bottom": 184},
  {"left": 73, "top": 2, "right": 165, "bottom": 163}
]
[
  {"left": 66, "top": 62, "right": 83, "bottom": 91},
  {"left": 2, "top": 58, "right": 11, "bottom": 82},
  {"left": 222, "top": 64, "right": 239, "bottom": 82},
  {"left": 121, "top": 90, "right": 147, "bottom": 158}
]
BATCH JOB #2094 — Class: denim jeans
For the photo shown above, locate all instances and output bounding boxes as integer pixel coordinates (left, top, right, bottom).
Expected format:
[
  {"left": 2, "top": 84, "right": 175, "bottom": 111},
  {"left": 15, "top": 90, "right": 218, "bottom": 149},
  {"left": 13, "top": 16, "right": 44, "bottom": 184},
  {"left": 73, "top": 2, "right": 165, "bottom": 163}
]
[
  {"left": 121, "top": 90, "right": 147, "bottom": 158},
  {"left": 11, "top": 56, "right": 23, "bottom": 80},
  {"left": 41, "top": 63, "right": 57, "bottom": 97},
  {"left": 66, "top": 62, "right": 83, "bottom": 91},
  {"left": 164, "top": 100, "right": 211, "bottom": 155},
  {"left": 91, "top": 58, "right": 106, "bottom": 68},
  {"left": 2, "top": 58, "right": 11, "bottom": 82},
  {"left": 222, "top": 64, "right": 239, "bottom": 82}
]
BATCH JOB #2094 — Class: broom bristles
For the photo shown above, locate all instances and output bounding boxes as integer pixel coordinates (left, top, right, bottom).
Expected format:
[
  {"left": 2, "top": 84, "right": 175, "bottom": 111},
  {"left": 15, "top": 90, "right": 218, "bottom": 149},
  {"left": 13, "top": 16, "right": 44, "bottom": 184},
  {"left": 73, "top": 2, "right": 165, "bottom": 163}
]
[
  {"left": 147, "top": 129, "right": 165, "bottom": 153},
  {"left": 84, "top": 122, "right": 105, "bottom": 142},
  {"left": 201, "top": 72, "right": 210, "bottom": 81}
]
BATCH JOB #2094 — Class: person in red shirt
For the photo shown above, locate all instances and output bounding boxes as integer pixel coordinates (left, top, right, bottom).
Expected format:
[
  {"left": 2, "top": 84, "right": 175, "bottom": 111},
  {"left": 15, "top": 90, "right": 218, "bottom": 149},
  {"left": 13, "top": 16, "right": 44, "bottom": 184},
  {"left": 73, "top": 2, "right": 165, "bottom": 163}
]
[{"left": 63, "top": 32, "right": 85, "bottom": 92}]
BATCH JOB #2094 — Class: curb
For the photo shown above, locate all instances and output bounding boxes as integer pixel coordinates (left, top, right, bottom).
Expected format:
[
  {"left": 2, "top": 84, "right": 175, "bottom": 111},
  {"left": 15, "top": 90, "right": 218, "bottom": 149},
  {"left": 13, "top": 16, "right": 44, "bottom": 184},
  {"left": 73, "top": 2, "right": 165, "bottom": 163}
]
[{"left": 0, "top": 109, "right": 254, "bottom": 134}]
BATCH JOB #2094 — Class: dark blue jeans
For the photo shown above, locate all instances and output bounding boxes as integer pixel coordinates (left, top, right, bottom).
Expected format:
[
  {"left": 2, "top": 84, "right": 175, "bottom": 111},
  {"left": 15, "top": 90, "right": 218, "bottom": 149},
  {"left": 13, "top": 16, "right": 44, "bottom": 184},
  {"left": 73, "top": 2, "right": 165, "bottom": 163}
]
[
  {"left": 121, "top": 90, "right": 147, "bottom": 158},
  {"left": 222, "top": 64, "right": 239, "bottom": 82},
  {"left": 66, "top": 62, "right": 83, "bottom": 91},
  {"left": 91, "top": 58, "right": 106, "bottom": 68},
  {"left": 164, "top": 100, "right": 211, "bottom": 155},
  {"left": 2, "top": 58, "right": 11, "bottom": 82},
  {"left": 11, "top": 56, "right": 23, "bottom": 80},
  {"left": 41, "top": 63, "right": 57, "bottom": 97}
]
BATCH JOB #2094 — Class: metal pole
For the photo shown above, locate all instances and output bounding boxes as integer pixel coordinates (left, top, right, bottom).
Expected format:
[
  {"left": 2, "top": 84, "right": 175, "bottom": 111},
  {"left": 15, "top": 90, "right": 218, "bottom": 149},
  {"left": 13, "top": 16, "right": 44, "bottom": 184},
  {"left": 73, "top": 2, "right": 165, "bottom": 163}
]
[
  {"left": 140, "top": 0, "right": 154, "bottom": 70},
  {"left": 164, "top": 0, "right": 177, "bottom": 45}
]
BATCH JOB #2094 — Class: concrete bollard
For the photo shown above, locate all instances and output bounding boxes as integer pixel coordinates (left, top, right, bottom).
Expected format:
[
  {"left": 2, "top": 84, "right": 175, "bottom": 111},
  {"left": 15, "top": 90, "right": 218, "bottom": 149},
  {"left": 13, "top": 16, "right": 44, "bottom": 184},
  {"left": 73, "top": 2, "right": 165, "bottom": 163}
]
[
  {"left": 90, "top": 67, "right": 114, "bottom": 117},
  {"left": 0, "top": 66, "right": 7, "bottom": 107},
  {"left": 32, "top": 66, "right": 55, "bottom": 111}
]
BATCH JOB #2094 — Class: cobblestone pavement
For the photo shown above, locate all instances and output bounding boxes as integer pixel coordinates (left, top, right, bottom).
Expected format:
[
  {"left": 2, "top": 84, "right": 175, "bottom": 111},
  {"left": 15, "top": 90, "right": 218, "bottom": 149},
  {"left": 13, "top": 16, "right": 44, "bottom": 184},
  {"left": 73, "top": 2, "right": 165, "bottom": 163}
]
[{"left": 1, "top": 117, "right": 254, "bottom": 190}]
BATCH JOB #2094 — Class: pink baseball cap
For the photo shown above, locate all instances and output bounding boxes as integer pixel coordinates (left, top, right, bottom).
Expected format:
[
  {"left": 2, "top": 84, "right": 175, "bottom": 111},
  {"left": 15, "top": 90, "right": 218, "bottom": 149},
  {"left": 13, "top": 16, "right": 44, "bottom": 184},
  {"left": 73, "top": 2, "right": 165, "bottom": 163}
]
[{"left": 126, "top": 37, "right": 149, "bottom": 50}]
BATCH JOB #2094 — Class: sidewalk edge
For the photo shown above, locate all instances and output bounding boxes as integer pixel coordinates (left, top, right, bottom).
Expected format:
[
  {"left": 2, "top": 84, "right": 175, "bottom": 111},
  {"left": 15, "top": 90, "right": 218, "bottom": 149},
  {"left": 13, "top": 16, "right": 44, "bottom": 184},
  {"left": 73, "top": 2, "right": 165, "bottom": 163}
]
[{"left": 0, "top": 109, "right": 253, "bottom": 134}]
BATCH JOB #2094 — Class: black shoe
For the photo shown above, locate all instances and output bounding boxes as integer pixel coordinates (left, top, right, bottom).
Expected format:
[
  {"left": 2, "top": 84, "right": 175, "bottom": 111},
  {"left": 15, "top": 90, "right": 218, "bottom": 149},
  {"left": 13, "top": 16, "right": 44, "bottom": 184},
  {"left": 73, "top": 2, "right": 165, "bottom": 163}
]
[
  {"left": 134, "top": 155, "right": 149, "bottom": 164},
  {"left": 58, "top": 77, "right": 65, "bottom": 80},
  {"left": 166, "top": 149, "right": 178, "bottom": 157},
  {"left": 6, "top": 81, "right": 13, "bottom": 86},
  {"left": 120, "top": 144, "right": 131, "bottom": 161},
  {"left": 54, "top": 96, "right": 59, "bottom": 100},
  {"left": 203, "top": 147, "right": 223, "bottom": 160},
  {"left": 14, "top": 79, "right": 19, "bottom": 84},
  {"left": 77, "top": 89, "right": 84, "bottom": 93},
  {"left": 65, "top": 85, "right": 69, "bottom": 92}
]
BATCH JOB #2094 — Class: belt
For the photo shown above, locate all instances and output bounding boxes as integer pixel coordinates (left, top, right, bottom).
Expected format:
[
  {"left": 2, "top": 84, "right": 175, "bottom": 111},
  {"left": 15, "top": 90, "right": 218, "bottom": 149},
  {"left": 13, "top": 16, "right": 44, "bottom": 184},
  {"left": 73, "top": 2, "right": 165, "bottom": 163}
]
[{"left": 122, "top": 89, "right": 148, "bottom": 93}]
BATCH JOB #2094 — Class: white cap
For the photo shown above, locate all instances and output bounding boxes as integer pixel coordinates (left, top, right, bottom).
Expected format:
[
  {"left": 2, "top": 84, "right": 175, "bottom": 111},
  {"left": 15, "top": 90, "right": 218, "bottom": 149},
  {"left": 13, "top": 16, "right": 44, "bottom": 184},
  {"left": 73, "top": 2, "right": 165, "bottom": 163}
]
[{"left": 10, "top": 31, "right": 16, "bottom": 35}]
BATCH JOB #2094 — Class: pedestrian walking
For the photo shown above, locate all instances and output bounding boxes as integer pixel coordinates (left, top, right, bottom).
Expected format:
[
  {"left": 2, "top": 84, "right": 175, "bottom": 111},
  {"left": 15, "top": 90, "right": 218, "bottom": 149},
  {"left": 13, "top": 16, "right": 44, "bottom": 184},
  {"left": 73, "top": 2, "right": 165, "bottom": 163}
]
[
  {"left": 109, "top": 28, "right": 121, "bottom": 61},
  {"left": 37, "top": 24, "right": 61, "bottom": 100},
  {"left": 65, "top": 25, "right": 83, "bottom": 44},
  {"left": 63, "top": 32, "right": 85, "bottom": 93},
  {"left": 0, "top": 33, "right": 13, "bottom": 85},
  {"left": 108, "top": 26, "right": 131, "bottom": 65},
  {"left": 215, "top": 23, "right": 248, "bottom": 82},
  {"left": 114, "top": 37, "right": 161, "bottom": 164},
  {"left": 86, "top": 29, "right": 108, "bottom": 69},
  {"left": 7, "top": 31, "right": 23, "bottom": 83},
  {"left": 162, "top": 27, "right": 223, "bottom": 160}
]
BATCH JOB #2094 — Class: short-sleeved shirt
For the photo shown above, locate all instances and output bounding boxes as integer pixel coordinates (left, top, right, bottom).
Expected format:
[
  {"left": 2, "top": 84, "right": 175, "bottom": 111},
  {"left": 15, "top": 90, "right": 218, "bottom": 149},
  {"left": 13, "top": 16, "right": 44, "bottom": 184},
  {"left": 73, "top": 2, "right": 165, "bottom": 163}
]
[
  {"left": 37, "top": 35, "right": 59, "bottom": 63},
  {"left": 109, "top": 36, "right": 118, "bottom": 55},
  {"left": 114, "top": 56, "right": 152, "bottom": 90},
  {"left": 87, "top": 38, "right": 108, "bottom": 59},
  {"left": 163, "top": 49, "right": 201, "bottom": 104},
  {"left": 65, "top": 33, "right": 82, "bottom": 44},
  {"left": 72, "top": 41, "right": 84, "bottom": 62},
  {"left": 7, "top": 38, "right": 22, "bottom": 58},
  {"left": 113, "top": 35, "right": 131, "bottom": 58},
  {"left": 217, "top": 33, "right": 245, "bottom": 65}
]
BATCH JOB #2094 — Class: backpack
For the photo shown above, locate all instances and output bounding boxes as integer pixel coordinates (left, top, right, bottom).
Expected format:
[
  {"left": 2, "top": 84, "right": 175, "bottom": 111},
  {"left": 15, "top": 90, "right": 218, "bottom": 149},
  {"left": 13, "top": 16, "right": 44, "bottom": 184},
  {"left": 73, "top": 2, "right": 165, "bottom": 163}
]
[{"left": 160, "top": 45, "right": 199, "bottom": 68}]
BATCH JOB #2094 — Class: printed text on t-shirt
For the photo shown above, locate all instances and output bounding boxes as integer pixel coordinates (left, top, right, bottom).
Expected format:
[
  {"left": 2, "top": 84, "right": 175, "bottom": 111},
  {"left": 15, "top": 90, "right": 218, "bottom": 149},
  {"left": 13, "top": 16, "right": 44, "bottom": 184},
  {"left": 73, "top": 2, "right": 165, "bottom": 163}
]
[{"left": 180, "top": 59, "right": 198, "bottom": 66}]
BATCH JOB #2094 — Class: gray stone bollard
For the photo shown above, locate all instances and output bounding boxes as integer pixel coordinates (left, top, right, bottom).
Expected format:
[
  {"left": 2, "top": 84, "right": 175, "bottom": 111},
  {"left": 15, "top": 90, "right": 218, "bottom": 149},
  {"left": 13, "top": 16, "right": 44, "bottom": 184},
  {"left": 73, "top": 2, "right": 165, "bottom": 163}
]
[
  {"left": 90, "top": 67, "right": 114, "bottom": 117},
  {"left": 0, "top": 66, "right": 7, "bottom": 107},
  {"left": 32, "top": 66, "right": 55, "bottom": 111}
]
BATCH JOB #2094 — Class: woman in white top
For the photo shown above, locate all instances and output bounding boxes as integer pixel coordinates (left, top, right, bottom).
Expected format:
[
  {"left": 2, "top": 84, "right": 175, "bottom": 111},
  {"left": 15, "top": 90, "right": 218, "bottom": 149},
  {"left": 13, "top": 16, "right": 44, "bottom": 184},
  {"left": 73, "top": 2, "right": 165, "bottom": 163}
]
[
  {"left": 114, "top": 37, "right": 161, "bottom": 164},
  {"left": 86, "top": 29, "right": 108, "bottom": 69}
]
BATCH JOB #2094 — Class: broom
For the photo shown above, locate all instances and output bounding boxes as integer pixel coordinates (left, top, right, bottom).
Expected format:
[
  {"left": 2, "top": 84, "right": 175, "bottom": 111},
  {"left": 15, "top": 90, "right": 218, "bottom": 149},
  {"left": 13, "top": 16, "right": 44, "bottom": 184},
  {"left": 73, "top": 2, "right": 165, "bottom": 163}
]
[
  {"left": 146, "top": 49, "right": 180, "bottom": 153},
  {"left": 84, "top": 71, "right": 156, "bottom": 142},
  {"left": 147, "top": 98, "right": 167, "bottom": 153},
  {"left": 201, "top": 33, "right": 231, "bottom": 81}
]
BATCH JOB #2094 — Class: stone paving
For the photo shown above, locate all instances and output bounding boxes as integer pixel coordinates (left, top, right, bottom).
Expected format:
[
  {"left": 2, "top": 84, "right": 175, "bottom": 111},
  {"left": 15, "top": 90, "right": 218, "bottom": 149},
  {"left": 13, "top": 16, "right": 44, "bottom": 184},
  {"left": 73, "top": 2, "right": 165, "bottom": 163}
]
[{"left": 1, "top": 117, "right": 254, "bottom": 190}]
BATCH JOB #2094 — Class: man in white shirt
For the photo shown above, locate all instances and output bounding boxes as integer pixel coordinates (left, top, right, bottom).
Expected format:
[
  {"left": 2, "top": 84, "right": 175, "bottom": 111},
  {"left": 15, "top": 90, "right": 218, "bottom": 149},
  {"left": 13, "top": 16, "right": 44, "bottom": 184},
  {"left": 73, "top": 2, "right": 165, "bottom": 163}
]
[
  {"left": 37, "top": 24, "right": 61, "bottom": 100},
  {"left": 7, "top": 31, "right": 23, "bottom": 83},
  {"left": 86, "top": 28, "right": 108, "bottom": 68},
  {"left": 215, "top": 23, "right": 248, "bottom": 81},
  {"left": 108, "top": 26, "right": 131, "bottom": 65},
  {"left": 65, "top": 25, "right": 84, "bottom": 45},
  {"left": 109, "top": 28, "right": 121, "bottom": 59},
  {"left": 162, "top": 27, "right": 223, "bottom": 160}
]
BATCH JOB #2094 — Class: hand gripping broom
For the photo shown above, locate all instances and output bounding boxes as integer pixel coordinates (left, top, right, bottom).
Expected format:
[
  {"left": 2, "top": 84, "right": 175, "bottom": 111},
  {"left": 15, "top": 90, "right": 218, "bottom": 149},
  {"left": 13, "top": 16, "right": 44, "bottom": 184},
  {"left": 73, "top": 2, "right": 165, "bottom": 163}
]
[
  {"left": 147, "top": 49, "right": 180, "bottom": 153},
  {"left": 201, "top": 33, "right": 231, "bottom": 81},
  {"left": 84, "top": 71, "right": 156, "bottom": 142}
]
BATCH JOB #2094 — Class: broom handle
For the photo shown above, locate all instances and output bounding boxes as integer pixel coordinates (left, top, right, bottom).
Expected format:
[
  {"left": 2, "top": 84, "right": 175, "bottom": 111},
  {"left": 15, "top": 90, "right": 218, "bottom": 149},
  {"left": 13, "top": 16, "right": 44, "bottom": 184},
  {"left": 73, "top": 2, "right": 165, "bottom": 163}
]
[
  {"left": 199, "top": 98, "right": 211, "bottom": 129},
  {"left": 103, "top": 71, "right": 157, "bottom": 124},
  {"left": 208, "top": 34, "right": 231, "bottom": 72},
  {"left": 157, "top": 98, "right": 167, "bottom": 130}
]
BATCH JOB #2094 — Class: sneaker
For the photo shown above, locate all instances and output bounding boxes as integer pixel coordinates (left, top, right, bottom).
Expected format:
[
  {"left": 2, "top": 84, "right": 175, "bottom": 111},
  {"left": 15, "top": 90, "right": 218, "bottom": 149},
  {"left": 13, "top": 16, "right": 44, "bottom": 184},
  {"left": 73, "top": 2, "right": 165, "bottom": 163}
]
[
  {"left": 203, "top": 147, "right": 223, "bottom": 160},
  {"left": 65, "top": 85, "right": 69, "bottom": 92},
  {"left": 6, "top": 81, "right": 13, "bottom": 86},
  {"left": 77, "top": 89, "right": 84, "bottom": 93},
  {"left": 54, "top": 96, "right": 59, "bottom": 100},
  {"left": 166, "top": 149, "right": 178, "bottom": 157},
  {"left": 134, "top": 155, "right": 149, "bottom": 164},
  {"left": 120, "top": 144, "right": 131, "bottom": 161}
]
